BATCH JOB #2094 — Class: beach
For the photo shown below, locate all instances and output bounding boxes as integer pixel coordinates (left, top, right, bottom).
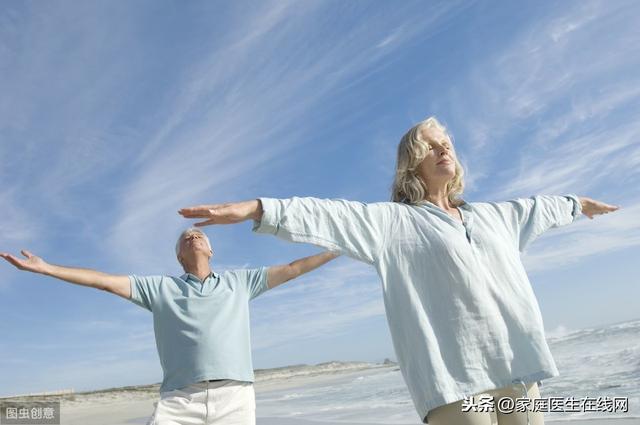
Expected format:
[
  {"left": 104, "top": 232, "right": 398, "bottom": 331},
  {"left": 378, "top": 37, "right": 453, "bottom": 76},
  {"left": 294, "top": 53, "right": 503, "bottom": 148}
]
[{"left": 3, "top": 361, "right": 636, "bottom": 425}]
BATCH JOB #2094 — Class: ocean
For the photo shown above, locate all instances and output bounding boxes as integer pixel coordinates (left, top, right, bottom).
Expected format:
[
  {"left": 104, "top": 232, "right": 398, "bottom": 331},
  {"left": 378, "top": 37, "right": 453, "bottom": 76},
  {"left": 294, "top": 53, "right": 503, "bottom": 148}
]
[{"left": 255, "top": 318, "right": 640, "bottom": 423}]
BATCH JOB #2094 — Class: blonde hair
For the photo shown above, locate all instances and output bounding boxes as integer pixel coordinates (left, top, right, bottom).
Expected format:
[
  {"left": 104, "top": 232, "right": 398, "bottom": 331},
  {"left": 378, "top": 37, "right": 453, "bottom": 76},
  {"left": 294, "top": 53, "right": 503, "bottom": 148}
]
[{"left": 391, "top": 117, "right": 465, "bottom": 205}]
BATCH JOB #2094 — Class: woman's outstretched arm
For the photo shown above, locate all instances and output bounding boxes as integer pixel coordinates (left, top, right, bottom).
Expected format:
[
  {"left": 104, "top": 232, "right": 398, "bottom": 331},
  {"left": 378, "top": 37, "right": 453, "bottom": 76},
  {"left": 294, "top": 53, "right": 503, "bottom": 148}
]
[
  {"left": 578, "top": 196, "right": 619, "bottom": 219},
  {"left": 179, "top": 197, "right": 393, "bottom": 264},
  {"left": 490, "top": 194, "right": 620, "bottom": 252},
  {"left": 179, "top": 200, "right": 264, "bottom": 225}
]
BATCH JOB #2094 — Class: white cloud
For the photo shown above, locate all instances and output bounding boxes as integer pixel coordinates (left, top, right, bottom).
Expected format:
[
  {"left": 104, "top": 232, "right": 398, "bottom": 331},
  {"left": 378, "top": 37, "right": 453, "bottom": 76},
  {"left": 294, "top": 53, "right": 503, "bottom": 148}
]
[
  {"left": 251, "top": 260, "right": 384, "bottom": 350},
  {"left": 0, "top": 189, "right": 41, "bottom": 291},
  {"left": 522, "top": 199, "right": 640, "bottom": 272},
  {"left": 104, "top": 2, "right": 468, "bottom": 270},
  {"left": 491, "top": 121, "right": 640, "bottom": 199},
  {"left": 442, "top": 1, "right": 640, "bottom": 198},
  {"left": 0, "top": 189, "right": 38, "bottom": 244}
]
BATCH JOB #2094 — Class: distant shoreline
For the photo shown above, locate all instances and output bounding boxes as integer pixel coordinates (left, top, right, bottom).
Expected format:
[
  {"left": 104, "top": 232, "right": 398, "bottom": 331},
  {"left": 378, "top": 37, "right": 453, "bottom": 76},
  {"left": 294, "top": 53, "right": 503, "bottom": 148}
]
[{"left": 0, "top": 360, "right": 397, "bottom": 401}]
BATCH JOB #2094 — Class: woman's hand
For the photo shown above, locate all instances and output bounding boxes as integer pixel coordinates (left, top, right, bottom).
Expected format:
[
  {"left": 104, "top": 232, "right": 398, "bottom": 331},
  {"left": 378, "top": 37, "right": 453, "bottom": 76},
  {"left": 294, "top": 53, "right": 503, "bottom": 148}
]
[
  {"left": 578, "top": 196, "right": 620, "bottom": 219},
  {"left": 1, "top": 250, "right": 51, "bottom": 274},
  {"left": 178, "top": 200, "right": 263, "bottom": 227}
]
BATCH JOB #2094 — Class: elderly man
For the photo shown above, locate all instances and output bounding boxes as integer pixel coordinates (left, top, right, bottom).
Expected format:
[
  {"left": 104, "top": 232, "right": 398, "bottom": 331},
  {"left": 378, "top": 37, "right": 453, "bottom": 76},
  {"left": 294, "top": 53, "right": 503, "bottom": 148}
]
[{"left": 1, "top": 228, "right": 338, "bottom": 425}]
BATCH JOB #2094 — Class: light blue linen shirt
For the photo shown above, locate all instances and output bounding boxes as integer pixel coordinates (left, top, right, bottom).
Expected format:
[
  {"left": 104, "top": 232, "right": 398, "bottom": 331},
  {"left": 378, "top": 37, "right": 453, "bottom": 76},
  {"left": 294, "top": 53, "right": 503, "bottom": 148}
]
[
  {"left": 128, "top": 267, "right": 268, "bottom": 393},
  {"left": 253, "top": 194, "right": 582, "bottom": 422}
]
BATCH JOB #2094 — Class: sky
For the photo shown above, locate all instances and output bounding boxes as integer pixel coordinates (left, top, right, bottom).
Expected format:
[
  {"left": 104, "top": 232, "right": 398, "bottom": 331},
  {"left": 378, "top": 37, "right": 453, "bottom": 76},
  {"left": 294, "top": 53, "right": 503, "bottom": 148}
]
[{"left": 0, "top": 0, "right": 639, "bottom": 397}]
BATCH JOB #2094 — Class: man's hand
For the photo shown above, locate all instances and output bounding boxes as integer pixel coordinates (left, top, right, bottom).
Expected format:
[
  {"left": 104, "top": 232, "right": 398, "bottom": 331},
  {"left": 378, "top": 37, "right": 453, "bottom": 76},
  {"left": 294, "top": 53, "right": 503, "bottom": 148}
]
[
  {"left": 1, "top": 250, "right": 50, "bottom": 274},
  {"left": 1, "top": 250, "right": 131, "bottom": 298},
  {"left": 178, "top": 200, "right": 263, "bottom": 227},
  {"left": 578, "top": 197, "right": 620, "bottom": 220},
  {"left": 267, "top": 251, "right": 340, "bottom": 289}
]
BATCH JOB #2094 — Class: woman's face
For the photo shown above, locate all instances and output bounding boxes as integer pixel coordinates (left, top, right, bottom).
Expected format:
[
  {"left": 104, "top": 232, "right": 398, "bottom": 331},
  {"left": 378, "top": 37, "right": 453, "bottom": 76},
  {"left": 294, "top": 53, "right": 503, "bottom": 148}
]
[{"left": 415, "top": 126, "right": 457, "bottom": 186}]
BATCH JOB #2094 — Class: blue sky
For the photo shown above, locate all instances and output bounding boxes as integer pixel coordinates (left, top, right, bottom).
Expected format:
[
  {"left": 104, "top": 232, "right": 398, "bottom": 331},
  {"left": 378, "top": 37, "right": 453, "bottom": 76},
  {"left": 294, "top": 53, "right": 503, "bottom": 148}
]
[{"left": 1, "top": 0, "right": 639, "bottom": 397}]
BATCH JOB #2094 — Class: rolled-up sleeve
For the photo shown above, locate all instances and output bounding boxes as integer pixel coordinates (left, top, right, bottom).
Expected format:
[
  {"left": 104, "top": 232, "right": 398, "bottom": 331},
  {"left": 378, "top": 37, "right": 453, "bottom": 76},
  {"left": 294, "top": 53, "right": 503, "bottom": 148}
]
[
  {"left": 494, "top": 194, "right": 582, "bottom": 252},
  {"left": 253, "top": 197, "right": 392, "bottom": 264}
]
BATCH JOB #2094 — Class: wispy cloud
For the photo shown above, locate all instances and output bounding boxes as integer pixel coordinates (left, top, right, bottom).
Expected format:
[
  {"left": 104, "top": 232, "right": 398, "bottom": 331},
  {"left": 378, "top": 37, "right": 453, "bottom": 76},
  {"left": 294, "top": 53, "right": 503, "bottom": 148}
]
[
  {"left": 443, "top": 1, "right": 640, "bottom": 197},
  {"left": 251, "top": 260, "right": 384, "bottom": 350},
  {"left": 0, "top": 3, "right": 144, "bottom": 210},
  {"left": 491, "top": 121, "right": 640, "bottom": 199},
  {"left": 0, "top": 189, "right": 41, "bottom": 291},
  {"left": 0, "top": 190, "right": 38, "bottom": 245},
  {"left": 104, "top": 2, "right": 469, "bottom": 270},
  {"left": 522, "top": 200, "right": 640, "bottom": 272}
]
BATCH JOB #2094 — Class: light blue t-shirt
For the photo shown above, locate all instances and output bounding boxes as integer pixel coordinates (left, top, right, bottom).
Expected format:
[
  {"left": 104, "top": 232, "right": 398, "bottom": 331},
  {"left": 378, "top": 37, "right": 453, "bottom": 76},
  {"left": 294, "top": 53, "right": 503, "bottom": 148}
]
[
  {"left": 128, "top": 267, "right": 268, "bottom": 393},
  {"left": 253, "top": 194, "right": 582, "bottom": 422}
]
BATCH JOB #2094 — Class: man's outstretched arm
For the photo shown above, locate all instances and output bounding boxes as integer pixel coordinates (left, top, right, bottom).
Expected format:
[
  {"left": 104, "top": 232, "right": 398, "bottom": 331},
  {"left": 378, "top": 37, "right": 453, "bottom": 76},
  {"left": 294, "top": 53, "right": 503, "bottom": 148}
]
[
  {"left": 267, "top": 251, "right": 340, "bottom": 289},
  {"left": 1, "top": 250, "right": 131, "bottom": 299}
]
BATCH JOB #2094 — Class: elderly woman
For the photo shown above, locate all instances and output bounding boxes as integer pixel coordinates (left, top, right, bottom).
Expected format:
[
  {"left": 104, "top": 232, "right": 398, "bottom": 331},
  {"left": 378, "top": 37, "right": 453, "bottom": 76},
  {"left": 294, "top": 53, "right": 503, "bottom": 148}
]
[{"left": 179, "top": 117, "right": 619, "bottom": 425}]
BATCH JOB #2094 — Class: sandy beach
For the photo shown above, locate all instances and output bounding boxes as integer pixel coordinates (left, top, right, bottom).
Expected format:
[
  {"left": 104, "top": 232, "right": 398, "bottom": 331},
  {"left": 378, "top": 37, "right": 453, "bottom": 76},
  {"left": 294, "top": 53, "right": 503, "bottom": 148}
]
[{"left": 3, "top": 363, "right": 637, "bottom": 425}]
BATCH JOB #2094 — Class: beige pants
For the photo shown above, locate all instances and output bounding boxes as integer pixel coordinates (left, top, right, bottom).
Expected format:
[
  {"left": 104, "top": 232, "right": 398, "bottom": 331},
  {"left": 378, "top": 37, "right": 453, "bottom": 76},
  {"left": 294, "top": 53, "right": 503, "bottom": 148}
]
[
  {"left": 147, "top": 380, "right": 255, "bottom": 425},
  {"left": 426, "top": 382, "right": 544, "bottom": 425}
]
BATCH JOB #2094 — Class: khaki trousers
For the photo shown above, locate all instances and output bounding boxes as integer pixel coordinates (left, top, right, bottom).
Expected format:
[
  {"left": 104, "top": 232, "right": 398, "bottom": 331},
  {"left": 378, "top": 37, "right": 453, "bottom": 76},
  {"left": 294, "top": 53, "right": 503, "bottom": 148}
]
[{"left": 426, "top": 381, "right": 544, "bottom": 425}]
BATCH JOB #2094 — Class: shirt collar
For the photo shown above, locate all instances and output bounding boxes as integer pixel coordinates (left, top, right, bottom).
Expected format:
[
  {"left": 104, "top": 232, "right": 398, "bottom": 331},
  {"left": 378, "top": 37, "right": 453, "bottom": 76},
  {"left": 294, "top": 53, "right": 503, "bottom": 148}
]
[
  {"left": 414, "top": 199, "right": 468, "bottom": 209},
  {"left": 181, "top": 270, "right": 219, "bottom": 282}
]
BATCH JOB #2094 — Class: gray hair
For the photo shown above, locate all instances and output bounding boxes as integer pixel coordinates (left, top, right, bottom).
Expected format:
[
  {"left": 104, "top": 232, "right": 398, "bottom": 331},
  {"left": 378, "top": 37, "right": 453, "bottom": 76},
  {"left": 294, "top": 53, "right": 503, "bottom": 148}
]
[{"left": 175, "top": 227, "right": 212, "bottom": 257}]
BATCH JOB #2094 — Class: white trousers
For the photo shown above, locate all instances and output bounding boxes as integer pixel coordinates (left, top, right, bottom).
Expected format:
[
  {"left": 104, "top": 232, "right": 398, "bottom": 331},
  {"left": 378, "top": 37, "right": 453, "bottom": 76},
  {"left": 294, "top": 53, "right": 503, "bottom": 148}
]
[{"left": 147, "top": 380, "right": 255, "bottom": 425}]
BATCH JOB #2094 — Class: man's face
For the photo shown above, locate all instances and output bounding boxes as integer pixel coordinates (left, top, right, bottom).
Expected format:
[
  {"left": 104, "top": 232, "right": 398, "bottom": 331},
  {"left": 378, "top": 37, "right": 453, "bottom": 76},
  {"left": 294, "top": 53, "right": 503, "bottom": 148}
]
[{"left": 178, "top": 230, "right": 212, "bottom": 263}]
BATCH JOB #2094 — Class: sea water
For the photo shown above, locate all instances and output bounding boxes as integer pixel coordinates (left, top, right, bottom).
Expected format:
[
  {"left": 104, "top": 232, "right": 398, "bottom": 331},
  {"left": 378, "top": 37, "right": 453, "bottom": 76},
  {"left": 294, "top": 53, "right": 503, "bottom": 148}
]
[{"left": 256, "top": 318, "right": 640, "bottom": 423}]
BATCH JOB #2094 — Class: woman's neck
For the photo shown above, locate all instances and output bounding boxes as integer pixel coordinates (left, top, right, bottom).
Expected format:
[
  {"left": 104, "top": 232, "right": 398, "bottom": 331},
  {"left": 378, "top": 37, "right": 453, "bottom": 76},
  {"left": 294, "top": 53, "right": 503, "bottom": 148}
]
[{"left": 425, "top": 187, "right": 452, "bottom": 210}]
